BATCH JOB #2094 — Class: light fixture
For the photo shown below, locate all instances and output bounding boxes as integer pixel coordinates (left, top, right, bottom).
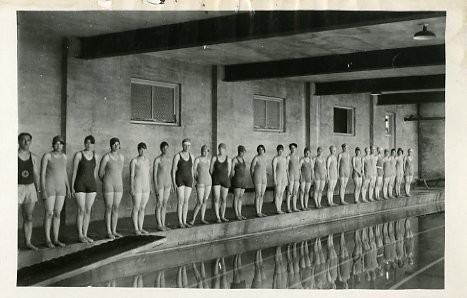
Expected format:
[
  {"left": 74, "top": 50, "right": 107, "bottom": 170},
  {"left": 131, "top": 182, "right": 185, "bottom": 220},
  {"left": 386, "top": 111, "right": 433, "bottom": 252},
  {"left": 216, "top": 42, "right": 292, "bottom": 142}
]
[
  {"left": 413, "top": 24, "right": 436, "bottom": 41},
  {"left": 370, "top": 91, "right": 382, "bottom": 96}
]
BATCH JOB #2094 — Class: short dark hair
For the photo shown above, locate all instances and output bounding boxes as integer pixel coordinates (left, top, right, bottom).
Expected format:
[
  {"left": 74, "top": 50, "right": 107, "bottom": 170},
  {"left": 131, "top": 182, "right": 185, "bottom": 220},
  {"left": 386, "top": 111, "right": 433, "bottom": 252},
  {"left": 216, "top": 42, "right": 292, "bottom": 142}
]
[
  {"left": 84, "top": 135, "right": 95, "bottom": 144},
  {"left": 257, "top": 144, "right": 265, "bottom": 154},
  {"left": 110, "top": 137, "right": 120, "bottom": 148},
  {"left": 289, "top": 143, "right": 297, "bottom": 149},
  {"left": 397, "top": 147, "right": 404, "bottom": 154},
  {"left": 137, "top": 142, "right": 147, "bottom": 150},
  {"left": 277, "top": 144, "right": 284, "bottom": 152},
  {"left": 355, "top": 147, "right": 361, "bottom": 152},
  {"left": 237, "top": 145, "right": 246, "bottom": 154},
  {"left": 160, "top": 141, "right": 169, "bottom": 151},
  {"left": 304, "top": 147, "right": 311, "bottom": 154},
  {"left": 18, "top": 132, "right": 32, "bottom": 142}
]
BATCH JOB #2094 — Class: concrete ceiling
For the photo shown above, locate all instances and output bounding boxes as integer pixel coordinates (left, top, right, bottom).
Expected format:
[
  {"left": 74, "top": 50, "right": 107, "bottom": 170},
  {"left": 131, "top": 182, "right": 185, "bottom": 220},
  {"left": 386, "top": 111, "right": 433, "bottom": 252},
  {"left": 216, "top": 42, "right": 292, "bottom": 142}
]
[{"left": 18, "top": 11, "right": 446, "bottom": 82}]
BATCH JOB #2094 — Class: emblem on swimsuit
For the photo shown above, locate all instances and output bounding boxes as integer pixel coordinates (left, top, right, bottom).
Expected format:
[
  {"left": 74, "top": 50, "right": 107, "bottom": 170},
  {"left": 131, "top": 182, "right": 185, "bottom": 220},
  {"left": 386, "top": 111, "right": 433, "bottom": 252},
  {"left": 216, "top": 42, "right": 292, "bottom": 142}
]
[{"left": 21, "top": 170, "right": 30, "bottom": 178}]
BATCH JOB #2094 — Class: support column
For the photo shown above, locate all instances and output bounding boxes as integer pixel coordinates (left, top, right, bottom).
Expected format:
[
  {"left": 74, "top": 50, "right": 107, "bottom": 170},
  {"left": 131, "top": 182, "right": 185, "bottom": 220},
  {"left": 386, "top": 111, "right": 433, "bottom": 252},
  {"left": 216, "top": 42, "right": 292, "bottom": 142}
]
[
  {"left": 60, "top": 38, "right": 68, "bottom": 226},
  {"left": 309, "top": 83, "right": 320, "bottom": 149},
  {"left": 304, "top": 82, "right": 311, "bottom": 148},
  {"left": 211, "top": 66, "right": 218, "bottom": 151},
  {"left": 370, "top": 94, "right": 376, "bottom": 146}
]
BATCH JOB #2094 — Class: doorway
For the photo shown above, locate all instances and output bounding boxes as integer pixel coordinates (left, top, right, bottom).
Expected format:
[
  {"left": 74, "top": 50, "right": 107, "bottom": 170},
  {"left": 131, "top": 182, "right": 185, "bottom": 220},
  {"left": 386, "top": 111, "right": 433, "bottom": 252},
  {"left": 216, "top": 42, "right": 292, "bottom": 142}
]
[{"left": 385, "top": 113, "right": 395, "bottom": 149}]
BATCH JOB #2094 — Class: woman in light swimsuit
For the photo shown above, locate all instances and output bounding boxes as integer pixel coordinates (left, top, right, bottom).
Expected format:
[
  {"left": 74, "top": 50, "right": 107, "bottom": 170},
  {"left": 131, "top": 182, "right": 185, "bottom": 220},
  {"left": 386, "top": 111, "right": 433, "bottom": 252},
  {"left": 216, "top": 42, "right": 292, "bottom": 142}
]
[
  {"left": 41, "top": 135, "right": 71, "bottom": 248},
  {"left": 326, "top": 145, "right": 338, "bottom": 207},
  {"left": 130, "top": 142, "right": 151, "bottom": 235},
  {"left": 171, "top": 138, "right": 194, "bottom": 228},
  {"left": 190, "top": 145, "right": 212, "bottom": 225},
  {"left": 71, "top": 135, "right": 99, "bottom": 243},
  {"left": 404, "top": 148, "right": 415, "bottom": 197},
  {"left": 327, "top": 234, "right": 339, "bottom": 289},
  {"left": 250, "top": 145, "right": 268, "bottom": 217},
  {"left": 272, "top": 144, "right": 288, "bottom": 214},
  {"left": 273, "top": 246, "right": 287, "bottom": 289},
  {"left": 211, "top": 143, "right": 231, "bottom": 223},
  {"left": 394, "top": 148, "right": 405, "bottom": 197},
  {"left": 388, "top": 149, "right": 397, "bottom": 198},
  {"left": 286, "top": 143, "right": 301, "bottom": 212},
  {"left": 251, "top": 250, "right": 266, "bottom": 288},
  {"left": 337, "top": 144, "right": 351, "bottom": 205},
  {"left": 231, "top": 145, "right": 247, "bottom": 220},
  {"left": 286, "top": 243, "right": 302, "bottom": 289},
  {"left": 298, "top": 147, "right": 313, "bottom": 211},
  {"left": 153, "top": 141, "right": 172, "bottom": 231},
  {"left": 361, "top": 147, "right": 372, "bottom": 203},
  {"left": 231, "top": 254, "right": 246, "bottom": 289},
  {"left": 299, "top": 240, "right": 313, "bottom": 289},
  {"left": 374, "top": 147, "right": 384, "bottom": 200},
  {"left": 382, "top": 149, "right": 392, "bottom": 199},
  {"left": 352, "top": 229, "right": 363, "bottom": 284},
  {"left": 313, "top": 147, "right": 326, "bottom": 208},
  {"left": 313, "top": 237, "right": 328, "bottom": 289},
  {"left": 369, "top": 146, "right": 378, "bottom": 201},
  {"left": 98, "top": 137, "right": 125, "bottom": 239},
  {"left": 352, "top": 147, "right": 363, "bottom": 203}
]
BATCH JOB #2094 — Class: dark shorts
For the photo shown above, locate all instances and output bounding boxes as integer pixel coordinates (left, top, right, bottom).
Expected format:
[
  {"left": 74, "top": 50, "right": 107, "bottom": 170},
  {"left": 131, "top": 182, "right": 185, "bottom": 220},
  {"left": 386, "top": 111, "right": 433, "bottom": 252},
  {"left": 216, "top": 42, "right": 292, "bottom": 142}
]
[
  {"left": 176, "top": 171, "right": 193, "bottom": 187},
  {"left": 231, "top": 174, "right": 246, "bottom": 189},
  {"left": 74, "top": 178, "right": 97, "bottom": 193},
  {"left": 212, "top": 174, "right": 231, "bottom": 188}
]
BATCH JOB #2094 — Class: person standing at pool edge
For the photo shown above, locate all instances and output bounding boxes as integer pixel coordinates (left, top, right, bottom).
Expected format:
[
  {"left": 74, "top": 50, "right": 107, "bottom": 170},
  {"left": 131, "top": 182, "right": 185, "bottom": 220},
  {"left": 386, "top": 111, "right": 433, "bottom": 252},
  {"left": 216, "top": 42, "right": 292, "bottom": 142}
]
[
  {"left": 337, "top": 144, "right": 351, "bottom": 205},
  {"left": 153, "top": 141, "right": 172, "bottom": 231},
  {"left": 211, "top": 143, "right": 231, "bottom": 223},
  {"left": 190, "top": 145, "right": 212, "bottom": 225},
  {"left": 231, "top": 145, "right": 247, "bottom": 220},
  {"left": 41, "top": 135, "right": 71, "bottom": 248},
  {"left": 71, "top": 135, "right": 99, "bottom": 243},
  {"left": 298, "top": 147, "right": 313, "bottom": 210},
  {"left": 250, "top": 145, "right": 268, "bottom": 217},
  {"left": 98, "top": 137, "right": 125, "bottom": 239},
  {"left": 272, "top": 145, "right": 287, "bottom": 214},
  {"left": 130, "top": 142, "right": 151, "bottom": 234},
  {"left": 352, "top": 147, "right": 363, "bottom": 203},
  {"left": 404, "top": 148, "right": 415, "bottom": 196},
  {"left": 286, "top": 143, "right": 301, "bottom": 212},
  {"left": 18, "top": 132, "right": 40, "bottom": 250},
  {"left": 313, "top": 147, "right": 326, "bottom": 208},
  {"left": 172, "top": 138, "right": 195, "bottom": 228},
  {"left": 326, "top": 145, "right": 338, "bottom": 207}
]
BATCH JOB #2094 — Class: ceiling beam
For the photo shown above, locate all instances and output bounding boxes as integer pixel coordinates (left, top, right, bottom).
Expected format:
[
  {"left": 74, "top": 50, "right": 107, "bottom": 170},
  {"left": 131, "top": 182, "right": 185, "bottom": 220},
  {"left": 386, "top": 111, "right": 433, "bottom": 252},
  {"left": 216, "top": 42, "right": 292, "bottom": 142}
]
[
  {"left": 314, "top": 74, "right": 445, "bottom": 95},
  {"left": 376, "top": 91, "right": 444, "bottom": 105},
  {"left": 223, "top": 45, "right": 445, "bottom": 81},
  {"left": 77, "top": 11, "right": 445, "bottom": 59},
  {"left": 404, "top": 115, "right": 445, "bottom": 121}
]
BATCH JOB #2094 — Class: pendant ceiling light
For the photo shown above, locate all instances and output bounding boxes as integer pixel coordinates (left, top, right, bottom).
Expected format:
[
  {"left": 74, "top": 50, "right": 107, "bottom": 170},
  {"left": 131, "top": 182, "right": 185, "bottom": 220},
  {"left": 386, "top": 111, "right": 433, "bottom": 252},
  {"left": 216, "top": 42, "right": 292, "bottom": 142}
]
[{"left": 413, "top": 24, "right": 436, "bottom": 41}]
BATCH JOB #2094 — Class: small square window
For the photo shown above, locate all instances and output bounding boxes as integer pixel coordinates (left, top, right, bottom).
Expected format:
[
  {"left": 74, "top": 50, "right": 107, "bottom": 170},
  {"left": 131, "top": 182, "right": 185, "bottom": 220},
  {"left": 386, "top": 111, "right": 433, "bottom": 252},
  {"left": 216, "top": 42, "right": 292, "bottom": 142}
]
[
  {"left": 333, "top": 107, "right": 354, "bottom": 135},
  {"left": 130, "top": 78, "right": 180, "bottom": 126},
  {"left": 253, "top": 95, "right": 284, "bottom": 132}
]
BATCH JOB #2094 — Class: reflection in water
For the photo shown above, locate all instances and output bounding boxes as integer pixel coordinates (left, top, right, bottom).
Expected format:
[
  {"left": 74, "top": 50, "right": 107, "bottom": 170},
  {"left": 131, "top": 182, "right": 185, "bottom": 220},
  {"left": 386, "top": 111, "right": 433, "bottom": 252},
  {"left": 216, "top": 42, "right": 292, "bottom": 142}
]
[{"left": 58, "top": 213, "right": 442, "bottom": 289}]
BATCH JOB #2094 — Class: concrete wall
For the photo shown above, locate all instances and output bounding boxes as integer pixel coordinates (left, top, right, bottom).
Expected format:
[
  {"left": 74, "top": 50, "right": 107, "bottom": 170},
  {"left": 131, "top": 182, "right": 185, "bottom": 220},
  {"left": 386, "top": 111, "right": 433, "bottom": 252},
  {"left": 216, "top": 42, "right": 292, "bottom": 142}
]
[
  {"left": 17, "top": 27, "right": 64, "bottom": 226},
  {"left": 419, "top": 102, "right": 445, "bottom": 179},
  {"left": 65, "top": 54, "right": 213, "bottom": 224}
]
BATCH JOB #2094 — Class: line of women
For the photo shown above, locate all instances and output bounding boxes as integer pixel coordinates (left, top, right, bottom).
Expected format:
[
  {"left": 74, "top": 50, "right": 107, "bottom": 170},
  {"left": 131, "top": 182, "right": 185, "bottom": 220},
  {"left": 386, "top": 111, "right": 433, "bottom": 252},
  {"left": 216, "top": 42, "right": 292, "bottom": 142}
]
[{"left": 20, "top": 133, "right": 415, "bottom": 249}]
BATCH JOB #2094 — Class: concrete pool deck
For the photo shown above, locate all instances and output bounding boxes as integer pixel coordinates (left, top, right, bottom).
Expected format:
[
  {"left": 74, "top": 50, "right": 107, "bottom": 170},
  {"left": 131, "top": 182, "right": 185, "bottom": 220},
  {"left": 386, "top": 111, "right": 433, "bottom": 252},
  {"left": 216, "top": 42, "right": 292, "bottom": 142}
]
[{"left": 18, "top": 188, "right": 444, "bottom": 269}]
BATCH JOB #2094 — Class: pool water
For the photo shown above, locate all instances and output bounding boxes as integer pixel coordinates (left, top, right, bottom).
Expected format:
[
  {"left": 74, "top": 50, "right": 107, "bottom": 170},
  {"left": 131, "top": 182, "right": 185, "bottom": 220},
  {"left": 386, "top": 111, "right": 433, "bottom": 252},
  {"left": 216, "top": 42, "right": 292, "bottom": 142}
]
[{"left": 53, "top": 212, "right": 444, "bottom": 289}]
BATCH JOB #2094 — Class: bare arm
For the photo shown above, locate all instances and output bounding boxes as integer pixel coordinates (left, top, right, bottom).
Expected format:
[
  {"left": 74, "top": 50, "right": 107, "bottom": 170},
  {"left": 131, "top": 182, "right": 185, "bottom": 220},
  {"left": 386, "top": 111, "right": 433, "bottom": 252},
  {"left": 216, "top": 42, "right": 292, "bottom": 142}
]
[
  {"left": 40, "top": 153, "right": 49, "bottom": 199},
  {"left": 171, "top": 154, "right": 180, "bottom": 188},
  {"left": 209, "top": 156, "right": 216, "bottom": 176},
  {"left": 193, "top": 157, "right": 200, "bottom": 181},
  {"left": 71, "top": 151, "right": 81, "bottom": 195},
  {"left": 250, "top": 156, "right": 257, "bottom": 181},
  {"left": 63, "top": 155, "right": 71, "bottom": 197},
  {"left": 129, "top": 158, "right": 136, "bottom": 196},
  {"left": 326, "top": 156, "right": 332, "bottom": 179},
  {"left": 227, "top": 157, "right": 232, "bottom": 178},
  {"left": 337, "top": 154, "right": 342, "bottom": 175},
  {"left": 272, "top": 157, "right": 277, "bottom": 184},
  {"left": 311, "top": 157, "right": 316, "bottom": 181},
  {"left": 98, "top": 154, "right": 109, "bottom": 181},
  {"left": 230, "top": 157, "right": 237, "bottom": 178},
  {"left": 190, "top": 154, "right": 195, "bottom": 181},
  {"left": 153, "top": 157, "right": 160, "bottom": 193},
  {"left": 32, "top": 153, "right": 40, "bottom": 192},
  {"left": 94, "top": 153, "right": 100, "bottom": 181}
]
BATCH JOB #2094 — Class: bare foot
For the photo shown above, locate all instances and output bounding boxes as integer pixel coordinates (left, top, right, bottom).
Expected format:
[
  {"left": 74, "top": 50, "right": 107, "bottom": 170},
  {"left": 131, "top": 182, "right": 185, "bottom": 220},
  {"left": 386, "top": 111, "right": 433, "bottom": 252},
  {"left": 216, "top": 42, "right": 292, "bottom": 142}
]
[
  {"left": 53, "top": 240, "right": 66, "bottom": 248},
  {"left": 261, "top": 213, "right": 268, "bottom": 217},
  {"left": 293, "top": 209, "right": 300, "bottom": 212},
  {"left": 341, "top": 201, "right": 349, "bottom": 205},
  {"left": 188, "top": 220, "right": 195, "bottom": 226},
  {"left": 329, "top": 203, "right": 337, "bottom": 207},
  {"left": 141, "top": 229, "right": 149, "bottom": 234},
  {"left": 26, "top": 243, "right": 38, "bottom": 251},
  {"left": 236, "top": 216, "right": 243, "bottom": 220},
  {"left": 362, "top": 199, "right": 368, "bottom": 203},
  {"left": 179, "top": 223, "right": 186, "bottom": 229},
  {"left": 407, "top": 193, "right": 411, "bottom": 197},
  {"left": 157, "top": 226, "right": 165, "bottom": 231},
  {"left": 79, "top": 236, "right": 88, "bottom": 243},
  {"left": 113, "top": 232, "right": 123, "bottom": 238},
  {"left": 85, "top": 236, "right": 94, "bottom": 243},
  {"left": 107, "top": 233, "right": 115, "bottom": 240},
  {"left": 286, "top": 209, "right": 292, "bottom": 213},
  {"left": 165, "top": 226, "right": 171, "bottom": 231},
  {"left": 221, "top": 218, "right": 229, "bottom": 222},
  {"left": 216, "top": 218, "right": 222, "bottom": 223},
  {"left": 242, "top": 216, "right": 247, "bottom": 220},
  {"left": 46, "top": 241, "right": 55, "bottom": 248},
  {"left": 135, "top": 230, "right": 142, "bottom": 235},
  {"left": 201, "top": 219, "right": 209, "bottom": 224},
  {"left": 185, "top": 222, "right": 193, "bottom": 227},
  {"left": 277, "top": 210, "right": 285, "bottom": 214},
  {"left": 256, "top": 213, "right": 262, "bottom": 217}
]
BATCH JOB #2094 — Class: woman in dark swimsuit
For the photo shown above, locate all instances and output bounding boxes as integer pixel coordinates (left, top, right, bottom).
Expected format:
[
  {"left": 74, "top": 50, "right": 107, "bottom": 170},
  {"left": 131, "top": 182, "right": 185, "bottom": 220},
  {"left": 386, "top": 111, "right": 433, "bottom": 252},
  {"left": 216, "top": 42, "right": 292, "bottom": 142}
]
[
  {"left": 171, "top": 138, "right": 194, "bottom": 228},
  {"left": 190, "top": 145, "right": 212, "bottom": 225},
  {"left": 211, "top": 143, "right": 231, "bottom": 223},
  {"left": 299, "top": 147, "right": 313, "bottom": 210},
  {"left": 231, "top": 145, "right": 247, "bottom": 220},
  {"left": 313, "top": 147, "right": 327, "bottom": 208},
  {"left": 71, "top": 135, "right": 99, "bottom": 243}
]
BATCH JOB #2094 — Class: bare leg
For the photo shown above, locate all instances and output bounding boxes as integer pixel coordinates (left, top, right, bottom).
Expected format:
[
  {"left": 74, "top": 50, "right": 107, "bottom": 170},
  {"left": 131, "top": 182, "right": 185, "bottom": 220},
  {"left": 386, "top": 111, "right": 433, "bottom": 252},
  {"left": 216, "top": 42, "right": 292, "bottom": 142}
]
[
  {"left": 44, "top": 196, "right": 56, "bottom": 248},
  {"left": 339, "top": 177, "right": 349, "bottom": 204},
  {"left": 201, "top": 185, "right": 211, "bottom": 223},
  {"left": 353, "top": 177, "right": 362, "bottom": 203},
  {"left": 182, "top": 186, "right": 192, "bottom": 226},
  {"left": 75, "top": 192, "right": 87, "bottom": 242},
  {"left": 233, "top": 188, "right": 241, "bottom": 219},
  {"left": 361, "top": 178, "right": 370, "bottom": 202},
  {"left": 318, "top": 180, "right": 326, "bottom": 208},
  {"left": 259, "top": 184, "right": 267, "bottom": 216},
  {"left": 254, "top": 184, "right": 261, "bottom": 216},
  {"left": 22, "top": 202, "right": 37, "bottom": 250},
  {"left": 220, "top": 187, "right": 229, "bottom": 222},
  {"left": 52, "top": 195, "right": 66, "bottom": 247},
  {"left": 239, "top": 189, "right": 246, "bottom": 219},
  {"left": 313, "top": 179, "right": 320, "bottom": 208},
  {"left": 405, "top": 176, "right": 413, "bottom": 196},
  {"left": 286, "top": 180, "right": 293, "bottom": 213},
  {"left": 395, "top": 176, "right": 403, "bottom": 197},
  {"left": 156, "top": 188, "right": 164, "bottom": 230},
  {"left": 388, "top": 177, "right": 395, "bottom": 198},
  {"left": 327, "top": 179, "right": 337, "bottom": 206},
  {"left": 190, "top": 185, "right": 205, "bottom": 225},
  {"left": 213, "top": 185, "right": 221, "bottom": 222},
  {"left": 375, "top": 177, "right": 383, "bottom": 200},
  {"left": 299, "top": 182, "right": 306, "bottom": 210},
  {"left": 162, "top": 186, "right": 170, "bottom": 229},
  {"left": 132, "top": 192, "right": 142, "bottom": 234},
  {"left": 368, "top": 177, "right": 376, "bottom": 202},
  {"left": 103, "top": 192, "right": 115, "bottom": 239},
  {"left": 139, "top": 192, "right": 150, "bottom": 233},
  {"left": 274, "top": 183, "right": 284, "bottom": 213},
  {"left": 177, "top": 186, "right": 186, "bottom": 228},
  {"left": 112, "top": 192, "right": 123, "bottom": 237},
  {"left": 383, "top": 178, "right": 390, "bottom": 199},
  {"left": 83, "top": 192, "right": 96, "bottom": 242},
  {"left": 292, "top": 181, "right": 300, "bottom": 211}
]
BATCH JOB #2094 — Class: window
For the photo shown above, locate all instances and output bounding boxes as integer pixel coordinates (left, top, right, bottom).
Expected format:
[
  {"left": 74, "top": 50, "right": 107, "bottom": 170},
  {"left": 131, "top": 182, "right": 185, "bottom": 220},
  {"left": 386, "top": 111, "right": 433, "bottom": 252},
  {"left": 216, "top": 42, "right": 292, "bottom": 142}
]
[
  {"left": 253, "top": 95, "right": 284, "bottom": 132},
  {"left": 333, "top": 107, "right": 354, "bottom": 135},
  {"left": 130, "top": 78, "right": 180, "bottom": 125},
  {"left": 385, "top": 113, "right": 395, "bottom": 135}
]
